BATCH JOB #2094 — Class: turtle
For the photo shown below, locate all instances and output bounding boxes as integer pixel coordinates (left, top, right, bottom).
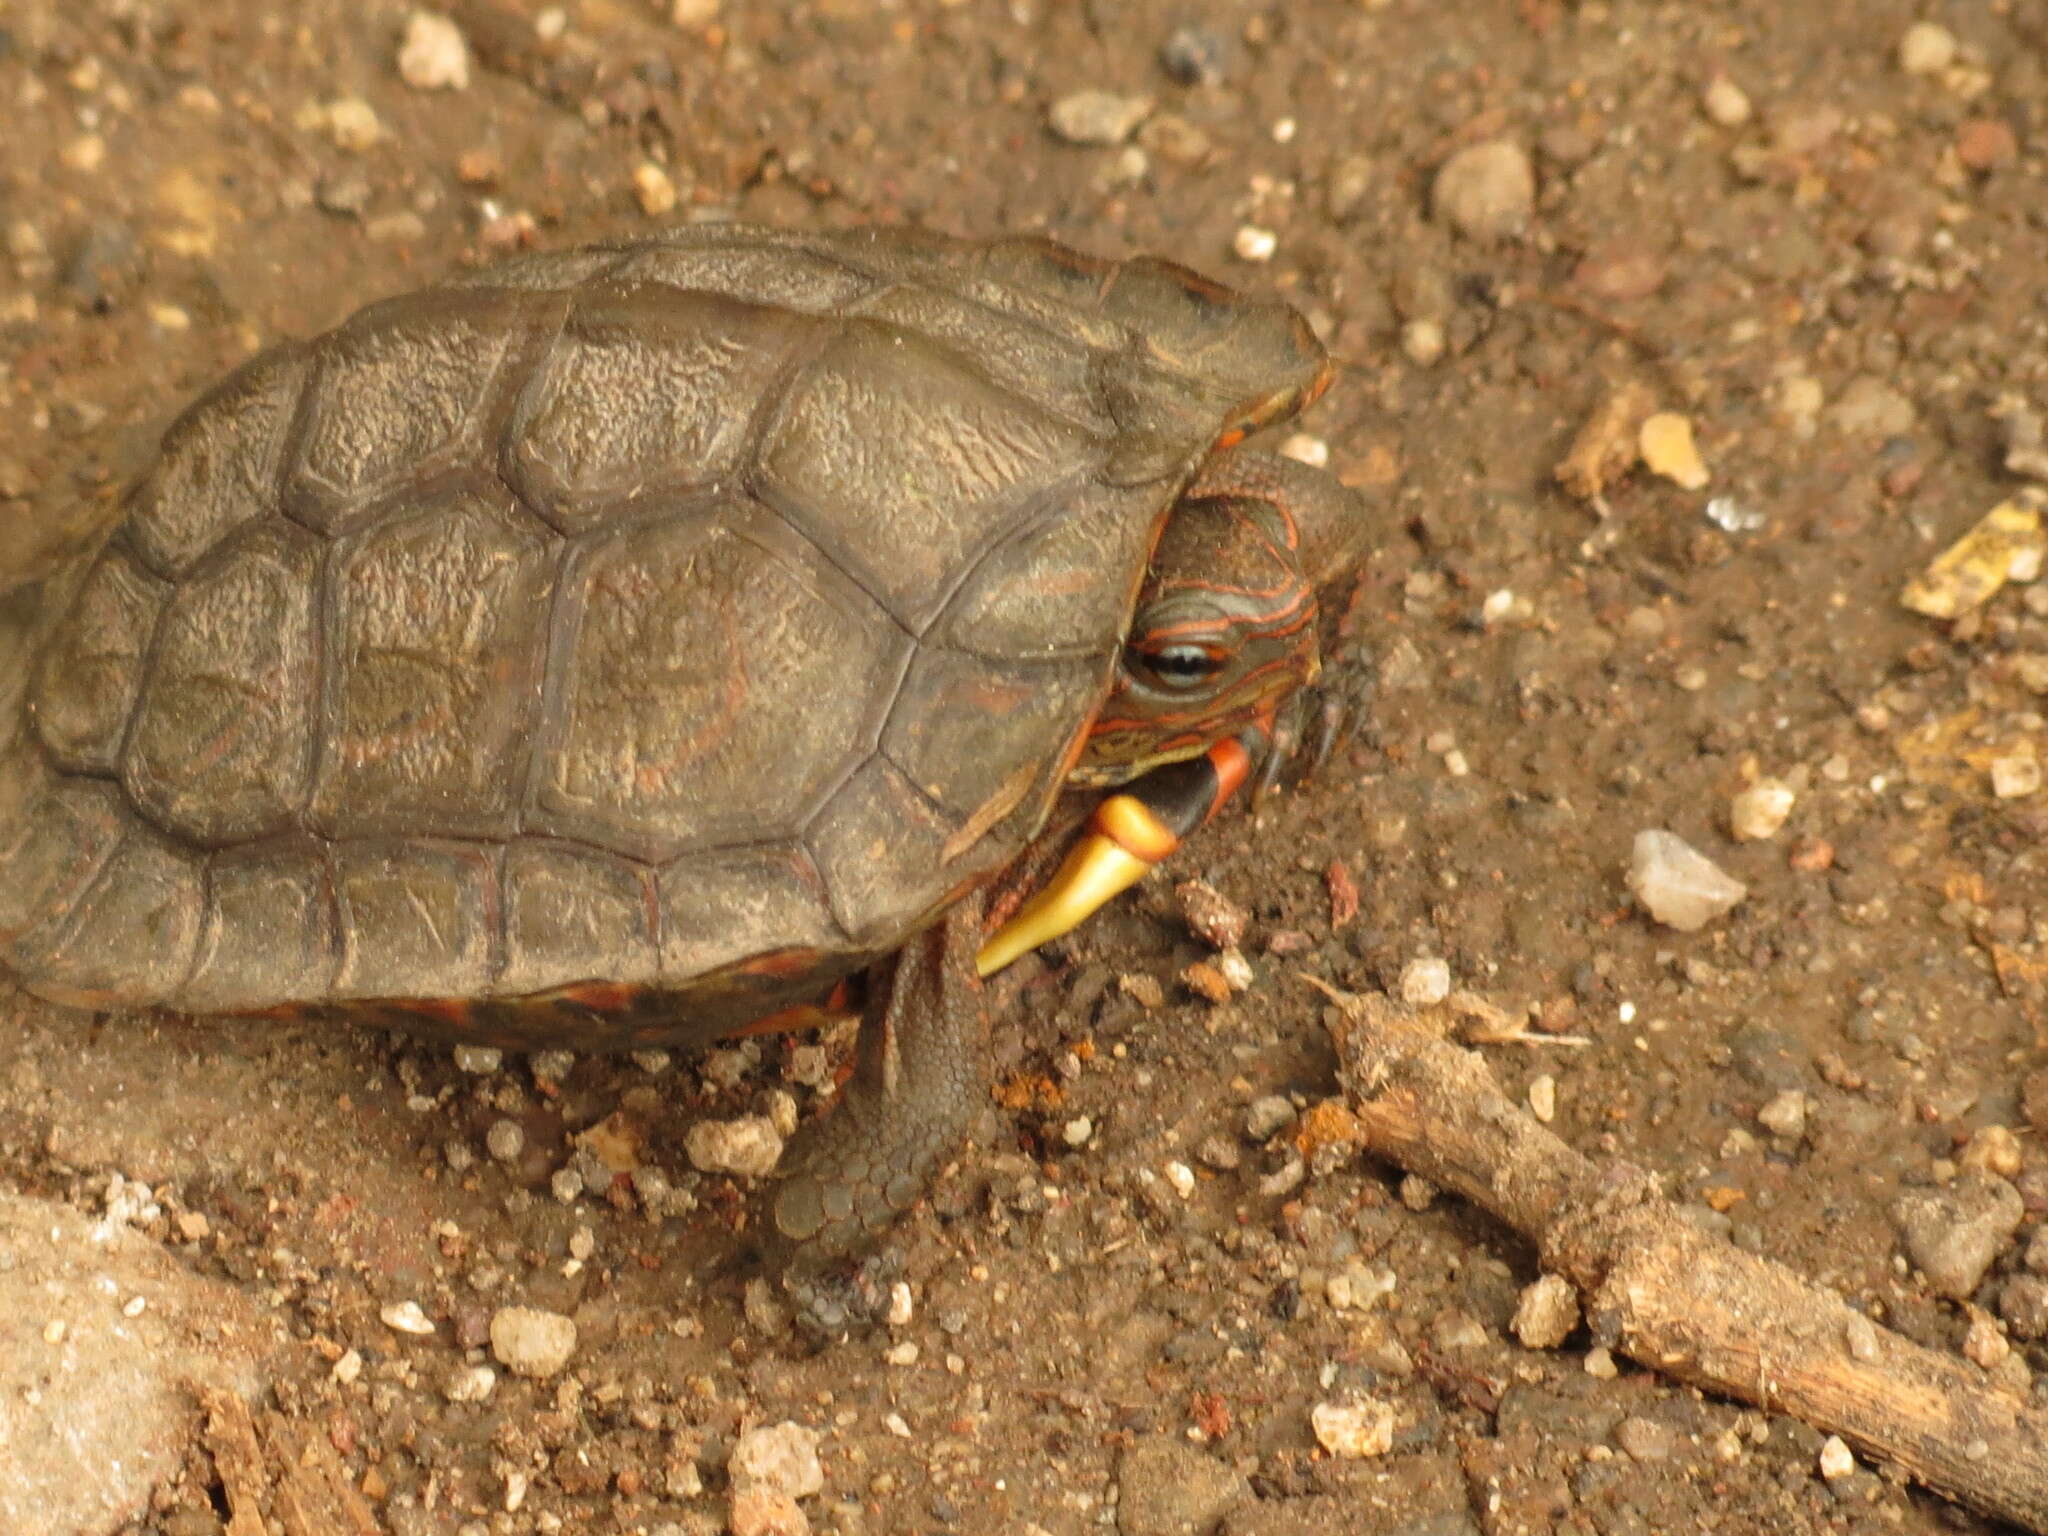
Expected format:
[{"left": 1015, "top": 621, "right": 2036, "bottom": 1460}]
[{"left": 0, "top": 224, "right": 1368, "bottom": 1308}]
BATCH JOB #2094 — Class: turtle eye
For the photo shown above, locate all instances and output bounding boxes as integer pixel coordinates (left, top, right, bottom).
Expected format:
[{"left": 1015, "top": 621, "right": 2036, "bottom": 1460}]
[{"left": 1133, "top": 641, "right": 1227, "bottom": 692}]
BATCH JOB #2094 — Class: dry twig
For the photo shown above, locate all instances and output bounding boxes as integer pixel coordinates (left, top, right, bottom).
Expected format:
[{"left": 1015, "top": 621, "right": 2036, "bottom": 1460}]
[{"left": 1316, "top": 983, "right": 2048, "bottom": 1534}]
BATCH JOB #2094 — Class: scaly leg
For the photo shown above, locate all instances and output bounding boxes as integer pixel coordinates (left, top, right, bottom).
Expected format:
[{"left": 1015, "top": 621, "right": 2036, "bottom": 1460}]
[{"left": 770, "top": 902, "right": 988, "bottom": 1329}]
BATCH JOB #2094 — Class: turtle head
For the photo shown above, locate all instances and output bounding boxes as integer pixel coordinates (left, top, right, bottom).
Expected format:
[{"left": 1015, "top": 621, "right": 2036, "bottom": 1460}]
[{"left": 1074, "top": 449, "right": 1365, "bottom": 784}]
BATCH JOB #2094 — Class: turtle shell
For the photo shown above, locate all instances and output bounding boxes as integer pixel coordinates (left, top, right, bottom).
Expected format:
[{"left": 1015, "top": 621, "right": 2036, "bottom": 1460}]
[{"left": 0, "top": 225, "right": 1325, "bottom": 1047}]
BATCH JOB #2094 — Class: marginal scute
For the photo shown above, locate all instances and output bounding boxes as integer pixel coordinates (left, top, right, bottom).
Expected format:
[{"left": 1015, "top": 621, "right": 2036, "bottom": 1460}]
[
  {"left": 880, "top": 648, "right": 1098, "bottom": 824},
  {"left": 181, "top": 846, "right": 337, "bottom": 1012},
  {"left": 506, "top": 282, "right": 809, "bottom": 532},
  {"left": 807, "top": 757, "right": 969, "bottom": 946},
  {"left": 332, "top": 841, "right": 496, "bottom": 1000},
  {"left": 123, "top": 523, "right": 320, "bottom": 845},
  {"left": 500, "top": 843, "right": 659, "bottom": 996},
  {"left": 657, "top": 842, "right": 840, "bottom": 983},
  {"left": 285, "top": 285, "right": 546, "bottom": 534},
  {"left": 532, "top": 500, "right": 901, "bottom": 860},
  {"left": 32, "top": 543, "right": 166, "bottom": 772},
  {"left": 759, "top": 321, "right": 1094, "bottom": 631},
  {"left": 11, "top": 824, "right": 204, "bottom": 1007},
  {"left": 0, "top": 773, "right": 119, "bottom": 947},
  {"left": 311, "top": 487, "right": 554, "bottom": 839},
  {"left": 127, "top": 344, "right": 311, "bottom": 577}
]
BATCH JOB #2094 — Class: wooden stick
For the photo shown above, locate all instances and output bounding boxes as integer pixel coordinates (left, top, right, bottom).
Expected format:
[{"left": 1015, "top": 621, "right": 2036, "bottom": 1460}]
[{"left": 1317, "top": 984, "right": 2048, "bottom": 1534}]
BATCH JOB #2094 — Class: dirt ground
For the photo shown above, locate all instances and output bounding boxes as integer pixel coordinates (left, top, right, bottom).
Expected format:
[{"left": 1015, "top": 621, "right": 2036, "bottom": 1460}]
[{"left": 2, "top": 0, "right": 2047, "bottom": 1532}]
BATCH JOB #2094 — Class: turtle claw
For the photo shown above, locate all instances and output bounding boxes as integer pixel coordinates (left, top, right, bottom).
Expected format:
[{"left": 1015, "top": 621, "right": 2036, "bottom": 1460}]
[{"left": 779, "top": 1245, "right": 903, "bottom": 1341}]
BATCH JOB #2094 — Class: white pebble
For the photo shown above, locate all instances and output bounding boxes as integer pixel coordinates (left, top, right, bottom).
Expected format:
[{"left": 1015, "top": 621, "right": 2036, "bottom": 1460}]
[
  {"left": 885, "top": 1281, "right": 915, "bottom": 1327},
  {"left": 730, "top": 1421, "right": 824, "bottom": 1499},
  {"left": 1062, "top": 1116, "right": 1094, "bottom": 1148},
  {"left": 444, "top": 1364, "right": 497, "bottom": 1402},
  {"left": 1047, "top": 89, "right": 1150, "bottom": 146},
  {"left": 490, "top": 1306, "right": 577, "bottom": 1378},
  {"left": 1756, "top": 1089, "right": 1808, "bottom": 1140},
  {"left": 1628, "top": 830, "right": 1748, "bottom": 932},
  {"left": 685, "top": 1115, "right": 785, "bottom": 1178},
  {"left": 398, "top": 12, "right": 470, "bottom": 91},
  {"left": 1511, "top": 1274, "right": 1581, "bottom": 1349},
  {"left": 1898, "top": 22, "right": 1957, "bottom": 76},
  {"left": 1729, "top": 778, "right": 1795, "bottom": 841},
  {"left": 1818, "top": 1435, "right": 1857, "bottom": 1481},
  {"left": 1277, "top": 432, "right": 1329, "bottom": 468},
  {"left": 1701, "top": 75, "right": 1752, "bottom": 127},
  {"left": 380, "top": 1300, "right": 436, "bottom": 1336},
  {"left": 1401, "top": 318, "right": 1445, "bottom": 366},
  {"left": 1310, "top": 1398, "right": 1396, "bottom": 1458},
  {"left": 1164, "top": 1161, "right": 1196, "bottom": 1199},
  {"left": 1990, "top": 752, "right": 2041, "bottom": 799},
  {"left": 1431, "top": 140, "right": 1535, "bottom": 242},
  {"left": 1399, "top": 957, "right": 1452, "bottom": 1007},
  {"left": 1527, "top": 1074, "right": 1557, "bottom": 1124},
  {"left": 1233, "top": 225, "right": 1277, "bottom": 262}
]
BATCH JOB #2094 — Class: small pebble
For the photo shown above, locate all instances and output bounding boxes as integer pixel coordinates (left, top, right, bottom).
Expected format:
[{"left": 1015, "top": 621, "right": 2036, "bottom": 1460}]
[
  {"left": 1182, "top": 960, "right": 1233, "bottom": 1003},
  {"left": 1730, "top": 779, "right": 1796, "bottom": 841},
  {"left": 885, "top": 1282, "right": 914, "bottom": 1327},
  {"left": 685, "top": 1116, "right": 784, "bottom": 1178},
  {"left": 1640, "top": 412, "right": 1710, "bottom": 490},
  {"left": 1629, "top": 830, "right": 1748, "bottom": 932},
  {"left": 731, "top": 1421, "right": 824, "bottom": 1500},
  {"left": 1757, "top": 1089, "right": 1808, "bottom": 1140},
  {"left": 1214, "top": 948, "right": 1254, "bottom": 992},
  {"left": 1399, "top": 957, "right": 1452, "bottom": 1007},
  {"left": 1512, "top": 1274, "right": 1580, "bottom": 1349},
  {"left": 1062, "top": 1116, "right": 1093, "bottom": 1148},
  {"left": 1120, "top": 971, "right": 1166, "bottom": 1010},
  {"left": 320, "top": 97, "right": 384, "bottom": 153},
  {"left": 1245, "top": 1095, "right": 1297, "bottom": 1142},
  {"left": 1431, "top": 140, "right": 1535, "bottom": 242},
  {"left": 1898, "top": 22, "right": 1958, "bottom": 76},
  {"left": 443, "top": 1364, "right": 497, "bottom": 1403},
  {"left": 332, "top": 1349, "right": 362, "bottom": 1384},
  {"left": 1818, "top": 1436, "right": 1856, "bottom": 1481},
  {"left": 1310, "top": 1398, "right": 1396, "bottom": 1458},
  {"left": 1989, "top": 752, "right": 2041, "bottom": 800},
  {"left": 1615, "top": 1416, "right": 1674, "bottom": 1462},
  {"left": 1401, "top": 318, "right": 1446, "bottom": 366},
  {"left": 1278, "top": 433, "right": 1329, "bottom": 468},
  {"left": 1584, "top": 1346, "right": 1619, "bottom": 1378},
  {"left": 1399, "top": 1174, "right": 1436, "bottom": 1212},
  {"left": 1999, "top": 1276, "right": 2048, "bottom": 1339},
  {"left": 1701, "top": 75, "right": 1753, "bottom": 127},
  {"left": 1164, "top": 1161, "right": 1196, "bottom": 1199},
  {"left": 1047, "top": 90, "right": 1150, "bottom": 146},
  {"left": 730, "top": 1488, "right": 808, "bottom": 1536},
  {"left": 1233, "top": 225, "right": 1277, "bottom": 263},
  {"left": 490, "top": 1306, "right": 577, "bottom": 1378},
  {"left": 453, "top": 1044, "right": 503, "bottom": 1074},
  {"left": 397, "top": 11, "right": 470, "bottom": 91},
  {"left": 633, "top": 163, "right": 678, "bottom": 216},
  {"left": 1963, "top": 1312, "right": 2010, "bottom": 1369},
  {"left": 1175, "top": 879, "right": 1248, "bottom": 949},
  {"left": 1527, "top": 1074, "right": 1557, "bottom": 1124},
  {"left": 1960, "top": 1125, "right": 2023, "bottom": 1178},
  {"left": 485, "top": 1118, "right": 524, "bottom": 1162},
  {"left": 1892, "top": 1173, "right": 2024, "bottom": 1300},
  {"left": 380, "top": 1300, "right": 436, "bottom": 1336}
]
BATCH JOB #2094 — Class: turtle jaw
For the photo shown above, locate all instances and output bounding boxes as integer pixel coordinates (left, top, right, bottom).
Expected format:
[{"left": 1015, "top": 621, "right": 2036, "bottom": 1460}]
[{"left": 976, "top": 734, "right": 1257, "bottom": 978}]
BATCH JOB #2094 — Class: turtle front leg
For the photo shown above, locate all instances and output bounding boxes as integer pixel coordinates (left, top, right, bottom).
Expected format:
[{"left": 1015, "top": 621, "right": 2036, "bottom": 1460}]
[{"left": 770, "top": 903, "right": 988, "bottom": 1329}]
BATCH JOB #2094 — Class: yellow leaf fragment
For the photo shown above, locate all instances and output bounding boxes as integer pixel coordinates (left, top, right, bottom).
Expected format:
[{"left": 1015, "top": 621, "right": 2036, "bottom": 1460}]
[
  {"left": 1900, "top": 493, "right": 2047, "bottom": 619},
  {"left": 1639, "top": 412, "right": 1710, "bottom": 490}
]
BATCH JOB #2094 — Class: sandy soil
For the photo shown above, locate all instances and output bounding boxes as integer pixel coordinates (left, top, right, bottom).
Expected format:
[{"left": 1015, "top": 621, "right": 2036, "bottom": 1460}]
[{"left": 2, "top": 0, "right": 2046, "bottom": 1532}]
